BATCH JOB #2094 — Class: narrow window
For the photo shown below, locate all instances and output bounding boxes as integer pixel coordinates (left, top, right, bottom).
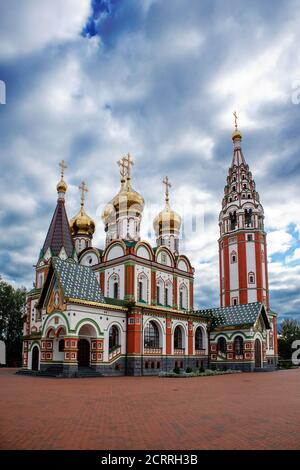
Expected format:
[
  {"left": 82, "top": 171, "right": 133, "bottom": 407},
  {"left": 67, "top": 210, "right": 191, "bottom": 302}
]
[
  {"left": 139, "top": 281, "right": 143, "bottom": 302},
  {"left": 113, "top": 281, "right": 118, "bottom": 299},
  {"left": 165, "top": 287, "right": 168, "bottom": 306}
]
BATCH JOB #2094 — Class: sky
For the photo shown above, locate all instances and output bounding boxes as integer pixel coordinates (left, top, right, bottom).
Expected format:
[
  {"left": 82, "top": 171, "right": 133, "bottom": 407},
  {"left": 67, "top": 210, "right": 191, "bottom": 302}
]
[{"left": 0, "top": 0, "right": 299, "bottom": 324}]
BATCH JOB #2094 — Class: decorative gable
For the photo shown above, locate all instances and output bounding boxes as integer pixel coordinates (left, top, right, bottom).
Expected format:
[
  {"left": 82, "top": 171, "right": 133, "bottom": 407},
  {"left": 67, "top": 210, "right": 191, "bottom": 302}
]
[{"left": 46, "top": 276, "right": 65, "bottom": 314}]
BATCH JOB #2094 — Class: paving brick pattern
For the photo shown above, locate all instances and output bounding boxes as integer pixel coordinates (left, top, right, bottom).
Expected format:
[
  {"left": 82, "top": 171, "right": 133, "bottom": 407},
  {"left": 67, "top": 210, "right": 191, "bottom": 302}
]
[{"left": 0, "top": 368, "right": 300, "bottom": 450}]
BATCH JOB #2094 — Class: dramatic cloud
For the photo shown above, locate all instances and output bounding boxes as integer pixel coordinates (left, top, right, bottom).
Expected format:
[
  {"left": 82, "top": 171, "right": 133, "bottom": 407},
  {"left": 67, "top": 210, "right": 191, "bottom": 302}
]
[{"left": 0, "top": 0, "right": 299, "bottom": 323}]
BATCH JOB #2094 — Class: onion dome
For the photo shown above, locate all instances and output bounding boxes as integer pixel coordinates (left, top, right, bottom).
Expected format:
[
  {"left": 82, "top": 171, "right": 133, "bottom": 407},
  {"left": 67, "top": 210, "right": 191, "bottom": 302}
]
[
  {"left": 232, "top": 110, "right": 243, "bottom": 143},
  {"left": 102, "top": 153, "right": 144, "bottom": 226},
  {"left": 153, "top": 176, "right": 181, "bottom": 236},
  {"left": 70, "top": 181, "right": 95, "bottom": 238},
  {"left": 57, "top": 160, "right": 68, "bottom": 198}
]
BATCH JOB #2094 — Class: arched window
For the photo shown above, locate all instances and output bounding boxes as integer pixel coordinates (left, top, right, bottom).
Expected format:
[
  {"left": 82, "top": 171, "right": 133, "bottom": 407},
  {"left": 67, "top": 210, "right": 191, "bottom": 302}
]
[
  {"left": 217, "top": 337, "right": 227, "bottom": 354},
  {"left": 248, "top": 272, "right": 255, "bottom": 284},
  {"left": 234, "top": 336, "right": 244, "bottom": 356},
  {"left": 245, "top": 208, "right": 253, "bottom": 227},
  {"left": 229, "top": 211, "right": 237, "bottom": 230},
  {"left": 156, "top": 278, "right": 164, "bottom": 305},
  {"left": 113, "top": 281, "right": 118, "bottom": 299},
  {"left": 108, "top": 275, "right": 119, "bottom": 299},
  {"left": 174, "top": 326, "right": 183, "bottom": 349},
  {"left": 195, "top": 327, "right": 204, "bottom": 350},
  {"left": 109, "top": 325, "right": 120, "bottom": 351},
  {"left": 58, "top": 339, "right": 64, "bottom": 352},
  {"left": 165, "top": 281, "right": 172, "bottom": 307},
  {"left": 138, "top": 274, "right": 148, "bottom": 303},
  {"left": 144, "top": 321, "right": 160, "bottom": 349},
  {"left": 179, "top": 284, "right": 188, "bottom": 310},
  {"left": 230, "top": 251, "right": 237, "bottom": 263}
]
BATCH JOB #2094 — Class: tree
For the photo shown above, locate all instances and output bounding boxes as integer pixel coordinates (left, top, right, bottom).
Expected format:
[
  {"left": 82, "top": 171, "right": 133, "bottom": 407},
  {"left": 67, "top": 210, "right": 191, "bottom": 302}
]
[
  {"left": 0, "top": 277, "right": 26, "bottom": 366},
  {"left": 278, "top": 318, "right": 300, "bottom": 363}
]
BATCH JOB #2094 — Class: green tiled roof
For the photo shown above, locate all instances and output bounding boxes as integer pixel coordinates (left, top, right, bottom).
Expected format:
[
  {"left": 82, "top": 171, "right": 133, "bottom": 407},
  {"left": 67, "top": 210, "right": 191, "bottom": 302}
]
[
  {"left": 52, "top": 258, "right": 105, "bottom": 304},
  {"left": 194, "top": 302, "right": 268, "bottom": 329},
  {"left": 124, "top": 240, "right": 137, "bottom": 248},
  {"left": 27, "top": 287, "right": 42, "bottom": 297}
]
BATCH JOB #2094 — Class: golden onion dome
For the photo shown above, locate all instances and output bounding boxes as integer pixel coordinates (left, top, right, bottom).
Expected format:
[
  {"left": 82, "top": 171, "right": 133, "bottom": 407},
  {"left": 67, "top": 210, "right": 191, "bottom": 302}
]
[
  {"left": 232, "top": 129, "right": 242, "bottom": 141},
  {"left": 153, "top": 176, "right": 181, "bottom": 235},
  {"left": 153, "top": 205, "right": 181, "bottom": 235},
  {"left": 57, "top": 178, "right": 67, "bottom": 194},
  {"left": 70, "top": 205, "right": 95, "bottom": 237},
  {"left": 102, "top": 183, "right": 144, "bottom": 226}
]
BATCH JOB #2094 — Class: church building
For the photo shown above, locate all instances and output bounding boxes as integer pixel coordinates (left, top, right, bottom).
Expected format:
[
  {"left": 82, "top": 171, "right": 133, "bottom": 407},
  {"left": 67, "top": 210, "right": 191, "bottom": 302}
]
[{"left": 21, "top": 119, "right": 278, "bottom": 377}]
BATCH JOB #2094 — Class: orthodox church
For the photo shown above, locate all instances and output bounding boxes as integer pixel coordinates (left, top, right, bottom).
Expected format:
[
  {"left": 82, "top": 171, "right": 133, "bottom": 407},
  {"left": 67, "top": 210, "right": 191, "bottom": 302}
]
[{"left": 21, "top": 119, "right": 278, "bottom": 376}]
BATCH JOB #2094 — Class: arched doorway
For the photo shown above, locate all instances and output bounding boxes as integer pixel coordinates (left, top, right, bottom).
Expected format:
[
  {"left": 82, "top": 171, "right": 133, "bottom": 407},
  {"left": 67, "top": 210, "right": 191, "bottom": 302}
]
[
  {"left": 255, "top": 338, "right": 262, "bottom": 368},
  {"left": 78, "top": 339, "right": 90, "bottom": 367},
  {"left": 32, "top": 346, "right": 39, "bottom": 371}
]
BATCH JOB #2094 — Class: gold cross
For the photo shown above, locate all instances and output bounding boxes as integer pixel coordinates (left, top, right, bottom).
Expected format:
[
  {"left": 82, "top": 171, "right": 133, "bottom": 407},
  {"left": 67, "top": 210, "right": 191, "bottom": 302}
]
[
  {"left": 233, "top": 111, "right": 238, "bottom": 131},
  {"left": 163, "top": 176, "right": 171, "bottom": 202},
  {"left": 59, "top": 160, "right": 67, "bottom": 179},
  {"left": 118, "top": 158, "right": 128, "bottom": 178},
  {"left": 123, "top": 152, "right": 134, "bottom": 177},
  {"left": 79, "top": 181, "right": 88, "bottom": 204}
]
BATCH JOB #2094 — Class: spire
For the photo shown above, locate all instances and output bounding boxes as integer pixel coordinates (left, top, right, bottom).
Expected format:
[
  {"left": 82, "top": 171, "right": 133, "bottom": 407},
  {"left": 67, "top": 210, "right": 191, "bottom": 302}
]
[
  {"left": 42, "top": 162, "right": 74, "bottom": 258},
  {"left": 231, "top": 111, "right": 246, "bottom": 167}
]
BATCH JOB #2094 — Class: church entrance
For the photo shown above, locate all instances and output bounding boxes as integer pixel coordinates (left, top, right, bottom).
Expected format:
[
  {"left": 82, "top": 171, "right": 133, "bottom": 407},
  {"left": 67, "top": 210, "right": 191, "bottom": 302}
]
[
  {"left": 78, "top": 339, "right": 90, "bottom": 367},
  {"left": 254, "top": 338, "right": 262, "bottom": 368},
  {"left": 32, "top": 346, "right": 39, "bottom": 371}
]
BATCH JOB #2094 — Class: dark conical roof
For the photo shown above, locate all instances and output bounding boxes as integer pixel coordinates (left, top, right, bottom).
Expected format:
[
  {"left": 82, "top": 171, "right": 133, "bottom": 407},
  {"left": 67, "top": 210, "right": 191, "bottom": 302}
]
[{"left": 42, "top": 199, "right": 74, "bottom": 258}]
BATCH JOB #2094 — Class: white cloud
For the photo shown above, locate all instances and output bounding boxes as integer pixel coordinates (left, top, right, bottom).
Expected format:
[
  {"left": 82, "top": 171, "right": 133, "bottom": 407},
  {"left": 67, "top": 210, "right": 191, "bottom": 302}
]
[
  {"left": 0, "top": 0, "right": 91, "bottom": 59},
  {"left": 267, "top": 230, "right": 294, "bottom": 257}
]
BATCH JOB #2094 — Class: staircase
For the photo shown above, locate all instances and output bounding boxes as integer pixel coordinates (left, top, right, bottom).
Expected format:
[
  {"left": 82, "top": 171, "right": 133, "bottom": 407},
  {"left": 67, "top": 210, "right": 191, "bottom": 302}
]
[
  {"left": 77, "top": 367, "right": 103, "bottom": 378},
  {"left": 38, "top": 366, "right": 64, "bottom": 377}
]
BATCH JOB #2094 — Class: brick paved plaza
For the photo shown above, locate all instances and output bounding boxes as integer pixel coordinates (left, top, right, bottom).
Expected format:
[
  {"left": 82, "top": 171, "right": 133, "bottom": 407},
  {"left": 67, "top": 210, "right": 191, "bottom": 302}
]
[{"left": 0, "top": 368, "right": 299, "bottom": 450}]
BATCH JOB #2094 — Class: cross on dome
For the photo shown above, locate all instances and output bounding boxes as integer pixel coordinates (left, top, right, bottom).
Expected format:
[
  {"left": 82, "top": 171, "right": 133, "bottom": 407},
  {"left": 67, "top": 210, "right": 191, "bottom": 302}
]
[
  {"left": 163, "top": 176, "right": 171, "bottom": 206},
  {"left": 59, "top": 160, "right": 67, "bottom": 179},
  {"left": 233, "top": 111, "right": 238, "bottom": 131},
  {"left": 79, "top": 181, "right": 88, "bottom": 205}
]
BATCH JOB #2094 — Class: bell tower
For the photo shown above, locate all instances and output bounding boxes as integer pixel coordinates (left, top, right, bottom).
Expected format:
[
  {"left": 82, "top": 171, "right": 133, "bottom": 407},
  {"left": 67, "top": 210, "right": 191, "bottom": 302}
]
[{"left": 218, "top": 113, "right": 269, "bottom": 309}]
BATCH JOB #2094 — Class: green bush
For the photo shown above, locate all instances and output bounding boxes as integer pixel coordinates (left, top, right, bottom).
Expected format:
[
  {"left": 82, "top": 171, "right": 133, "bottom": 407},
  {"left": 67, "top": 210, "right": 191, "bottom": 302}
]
[
  {"left": 186, "top": 366, "right": 193, "bottom": 373},
  {"left": 222, "top": 364, "right": 228, "bottom": 371},
  {"left": 173, "top": 366, "right": 181, "bottom": 374},
  {"left": 211, "top": 364, "right": 216, "bottom": 371},
  {"left": 199, "top": 365, "right": 205, "bottom": 373}
]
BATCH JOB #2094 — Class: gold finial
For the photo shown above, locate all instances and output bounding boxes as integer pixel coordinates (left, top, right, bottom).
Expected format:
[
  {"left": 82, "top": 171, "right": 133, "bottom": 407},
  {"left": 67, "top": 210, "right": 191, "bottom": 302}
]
[
  {"left": 59, "top": 160, "right": 67, "bottom": 179},
  {"left": 79, "top": 181, "right": 88, "bottom": 206},
  {"left": 57, "top": 160, "right": 68, "bottom": 195},
  {"left": 123, "top": 153, "right": 134, "bottom": 190},
  {"left": 118, "top": 157, "right": 127, "bottom": 189},
  {"left": 233, "top": 111, "right": 238, "bottom": 131},
  {"left": 163, "top": 176, "right": 171, "bottom": 208},
  {"left": 232, "top": 111, "right": 242, "bottom": 142}
]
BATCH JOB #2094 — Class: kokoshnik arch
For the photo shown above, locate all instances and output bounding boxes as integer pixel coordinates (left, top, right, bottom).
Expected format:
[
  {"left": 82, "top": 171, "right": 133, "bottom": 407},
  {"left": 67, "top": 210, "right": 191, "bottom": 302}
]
[{"left": 21, "top": 117, "right": 278, "bottom": 377}]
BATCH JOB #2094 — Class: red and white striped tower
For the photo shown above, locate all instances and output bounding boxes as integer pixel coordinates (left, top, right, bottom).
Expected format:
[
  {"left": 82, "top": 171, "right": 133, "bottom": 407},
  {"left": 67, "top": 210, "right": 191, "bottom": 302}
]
[{"left": 218, "top": 113, "right": 269, "bottom": 309}]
